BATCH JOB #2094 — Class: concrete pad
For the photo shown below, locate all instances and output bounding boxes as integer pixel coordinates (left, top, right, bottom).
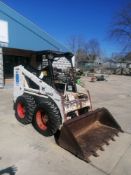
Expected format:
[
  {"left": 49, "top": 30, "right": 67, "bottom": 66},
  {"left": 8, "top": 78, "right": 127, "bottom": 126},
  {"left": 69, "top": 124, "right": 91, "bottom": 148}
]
[
  {"left": 90, "top": 133, "right": 131, "bottom": 174},
  {"left": 0, "top": 93, "right": 105, "bottom": 175},
  {"left": 0, "top": 120, "right": 105, "bottom": 175},
  {"left": 81, "top": 76, "right": 131, "bottom": 134},
  {"left": 111, "top": 145, "right": 131, "bottom": 175},
  {"left": 92, "top": 97, "right": 131, "bottom": 134},
  {"left": 1, "top": 75, "right": 131, "bottom": 175}
]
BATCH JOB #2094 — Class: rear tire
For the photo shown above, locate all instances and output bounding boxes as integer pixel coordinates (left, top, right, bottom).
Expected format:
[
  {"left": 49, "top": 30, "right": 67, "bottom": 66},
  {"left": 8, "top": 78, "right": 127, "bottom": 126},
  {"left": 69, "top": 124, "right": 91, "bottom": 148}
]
[
  {"left": 32, "top": 98, "right": 61, "bottom": 136},
  {"left": 14, "top": 94, "right": 36, "bottom": 124}
]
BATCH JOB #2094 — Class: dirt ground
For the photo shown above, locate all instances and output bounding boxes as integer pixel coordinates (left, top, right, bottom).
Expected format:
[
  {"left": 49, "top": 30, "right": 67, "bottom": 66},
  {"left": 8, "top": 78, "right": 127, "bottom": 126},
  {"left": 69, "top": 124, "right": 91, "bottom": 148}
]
[{"left": 0, "top": 75, "right": 131, "bottom": 175}]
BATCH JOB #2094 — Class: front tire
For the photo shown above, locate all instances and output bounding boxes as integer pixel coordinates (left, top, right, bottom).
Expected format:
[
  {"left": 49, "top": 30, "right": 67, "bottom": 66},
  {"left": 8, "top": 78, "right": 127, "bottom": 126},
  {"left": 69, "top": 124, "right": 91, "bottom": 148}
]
[
  {"left": 14, "top": 94, "right": 36, "bottom": 124},
  {"left": 32, "top": 99, "right": 61, "bottom": 136}
]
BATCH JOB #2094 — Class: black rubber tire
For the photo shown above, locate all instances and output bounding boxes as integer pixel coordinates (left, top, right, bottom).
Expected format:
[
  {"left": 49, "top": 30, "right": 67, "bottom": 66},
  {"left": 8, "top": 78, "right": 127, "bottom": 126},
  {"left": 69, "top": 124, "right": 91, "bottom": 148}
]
[
  {"left": 14, "top": 94, "right": 36, "bottom": 124},
  {"left": 32, "top": 98, "right": 61, "bottom": 136}
]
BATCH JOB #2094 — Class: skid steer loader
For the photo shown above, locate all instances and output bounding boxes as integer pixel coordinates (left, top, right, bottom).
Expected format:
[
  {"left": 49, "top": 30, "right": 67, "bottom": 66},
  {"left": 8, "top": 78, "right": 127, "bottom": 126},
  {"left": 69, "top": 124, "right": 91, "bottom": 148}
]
[{"left": 13, "top": 50, "right": 123, "bottom": 162}]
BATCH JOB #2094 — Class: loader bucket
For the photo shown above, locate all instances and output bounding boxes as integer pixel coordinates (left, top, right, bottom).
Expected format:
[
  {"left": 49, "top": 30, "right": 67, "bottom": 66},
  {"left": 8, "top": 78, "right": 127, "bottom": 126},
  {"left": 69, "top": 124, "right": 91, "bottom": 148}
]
[{"left": 56, "top": 108, "right": 123, "bottom": 162}]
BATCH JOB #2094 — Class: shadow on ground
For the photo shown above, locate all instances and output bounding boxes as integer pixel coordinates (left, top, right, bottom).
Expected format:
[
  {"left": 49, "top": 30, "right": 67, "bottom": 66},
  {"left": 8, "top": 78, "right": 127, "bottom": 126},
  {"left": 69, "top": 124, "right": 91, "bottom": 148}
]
[{"left": 0, "top": 166, "right": 17, "bottom": 175}]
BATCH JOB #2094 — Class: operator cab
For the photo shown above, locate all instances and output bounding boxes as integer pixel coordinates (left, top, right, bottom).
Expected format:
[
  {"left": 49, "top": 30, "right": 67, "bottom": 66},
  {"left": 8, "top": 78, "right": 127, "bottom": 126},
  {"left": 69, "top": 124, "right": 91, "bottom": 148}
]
[{"left": 33, "top": 50, "right": 77, "bottom": 94}]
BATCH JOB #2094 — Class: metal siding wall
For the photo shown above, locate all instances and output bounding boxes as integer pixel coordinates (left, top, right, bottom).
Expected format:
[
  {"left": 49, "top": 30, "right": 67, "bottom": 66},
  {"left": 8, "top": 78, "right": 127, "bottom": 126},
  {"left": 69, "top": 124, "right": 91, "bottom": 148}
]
[{"left": 0, "top": 48, "right": 3, "bottom": 88}]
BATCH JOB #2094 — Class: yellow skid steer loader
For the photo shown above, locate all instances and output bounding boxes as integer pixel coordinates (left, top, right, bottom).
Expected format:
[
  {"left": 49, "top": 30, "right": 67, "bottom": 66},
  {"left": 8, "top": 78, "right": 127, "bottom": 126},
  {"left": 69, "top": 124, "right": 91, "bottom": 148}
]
[{"left": 13, "top": 50, "right": 123, "bottom": 162}]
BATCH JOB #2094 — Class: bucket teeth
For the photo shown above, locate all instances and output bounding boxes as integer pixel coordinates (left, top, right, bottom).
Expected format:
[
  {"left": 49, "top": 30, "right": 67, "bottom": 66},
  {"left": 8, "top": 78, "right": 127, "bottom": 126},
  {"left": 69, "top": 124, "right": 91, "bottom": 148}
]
[
  {"left": 111, "top": 137, "right": 115, "bottom": 141},
  {"left": 105, "top": 140, "right": 110, "bottom": 145},
  {"left": 99, "top": 146, "right": 104, "bottom": 151},
  {"left": 115, "top": 132, "right": 119, "bottom": 137},
  {"left": 96, "top": 145, "right": 105, "bottom": 151},
  {"left": 85, "top": 158, "right": 91, "bottom": 163},
  {"left": 92, "top": 151, "right": 99, "bottom": 157}
]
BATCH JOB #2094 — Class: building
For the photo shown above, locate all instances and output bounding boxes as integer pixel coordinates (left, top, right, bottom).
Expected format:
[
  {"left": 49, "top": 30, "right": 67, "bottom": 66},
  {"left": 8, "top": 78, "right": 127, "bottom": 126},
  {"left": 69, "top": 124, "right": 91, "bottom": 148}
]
[
  {"left": 0, "top": 1, "right": 68, "bottom": 88},
  {"left": 77, "top": 56, "right": 102, "bottom": 71}
]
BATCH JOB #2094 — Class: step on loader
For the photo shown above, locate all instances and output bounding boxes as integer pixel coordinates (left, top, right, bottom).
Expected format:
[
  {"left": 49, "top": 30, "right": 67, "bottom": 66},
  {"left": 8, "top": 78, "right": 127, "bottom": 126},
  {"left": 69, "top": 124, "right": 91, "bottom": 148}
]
[{"left": 13, "top": 50, "right": 123, "bottom": 162}]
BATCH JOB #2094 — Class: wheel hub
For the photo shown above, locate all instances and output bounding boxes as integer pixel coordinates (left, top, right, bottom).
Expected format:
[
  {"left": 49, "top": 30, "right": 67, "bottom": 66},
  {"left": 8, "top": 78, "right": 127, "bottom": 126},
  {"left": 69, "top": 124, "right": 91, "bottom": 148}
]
[
  {"left": 17, "top": 102, "right": 25, "bottom": 118},
  {"left": 36, "top": 110, "right": 48, "bottom": 131}
]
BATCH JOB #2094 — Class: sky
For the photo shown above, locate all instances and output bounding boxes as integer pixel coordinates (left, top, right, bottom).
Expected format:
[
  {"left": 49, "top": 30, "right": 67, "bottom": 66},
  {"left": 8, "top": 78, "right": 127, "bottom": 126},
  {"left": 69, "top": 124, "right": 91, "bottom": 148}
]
[{"left": 1, "top": 0, "right": 131, "bottom": 57}]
